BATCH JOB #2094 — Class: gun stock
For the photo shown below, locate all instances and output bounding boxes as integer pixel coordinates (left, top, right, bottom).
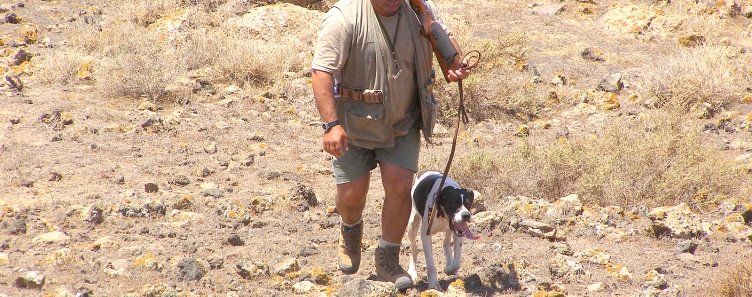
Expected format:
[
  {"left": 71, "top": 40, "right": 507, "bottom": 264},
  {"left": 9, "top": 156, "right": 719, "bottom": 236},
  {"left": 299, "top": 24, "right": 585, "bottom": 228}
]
[{"left": 409, "top": 0, "right": 462, "bottom": 82}]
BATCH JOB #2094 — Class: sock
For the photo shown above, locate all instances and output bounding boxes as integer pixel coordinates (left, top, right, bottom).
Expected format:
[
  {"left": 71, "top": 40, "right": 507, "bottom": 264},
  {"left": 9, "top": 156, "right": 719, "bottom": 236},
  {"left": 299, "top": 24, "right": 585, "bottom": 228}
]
[
  {"left": 341, "top": 217, "right": 362, "bottom": 227},
  {"left": 378, "top": 238, "right": 401, "bottom": 248}
]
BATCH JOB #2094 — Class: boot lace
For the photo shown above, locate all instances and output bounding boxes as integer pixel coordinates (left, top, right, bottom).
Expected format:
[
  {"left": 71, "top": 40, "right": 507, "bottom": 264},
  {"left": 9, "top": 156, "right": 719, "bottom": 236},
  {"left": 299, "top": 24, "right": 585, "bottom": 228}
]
[{"left": 342, "top": 224, "right": 362, "bottom": 254}]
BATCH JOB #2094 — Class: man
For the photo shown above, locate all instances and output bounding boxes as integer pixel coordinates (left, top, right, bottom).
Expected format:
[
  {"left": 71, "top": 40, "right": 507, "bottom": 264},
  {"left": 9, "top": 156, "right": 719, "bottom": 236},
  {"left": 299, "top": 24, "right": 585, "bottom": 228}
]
[{"left": 311, "top": 0, "right": 470, "bottom": 289}]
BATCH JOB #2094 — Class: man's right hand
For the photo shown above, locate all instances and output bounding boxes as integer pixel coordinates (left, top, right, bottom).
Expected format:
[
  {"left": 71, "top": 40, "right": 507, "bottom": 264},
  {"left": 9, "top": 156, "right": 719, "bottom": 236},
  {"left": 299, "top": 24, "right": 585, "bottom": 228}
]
[{"left": 324, "top": 125, "right": 348, "bottom": 157}]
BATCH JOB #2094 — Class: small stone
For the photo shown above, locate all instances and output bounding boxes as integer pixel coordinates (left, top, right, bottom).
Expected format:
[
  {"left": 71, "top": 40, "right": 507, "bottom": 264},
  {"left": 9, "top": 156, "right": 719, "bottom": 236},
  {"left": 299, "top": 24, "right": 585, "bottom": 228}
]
[
  {"left": 138, "top": 101, "right": 157, "bottom": 111},
  {"left": 9, "top": 117, "right": 20, "bottom": 124},
  {"left": 292, "top": 280, "right": 315, "bottom": 294},
  {"left": 227, "top": 234, "right": 244, "bottom": 246},
  {"left": 114, "top": 175, "right": 125, "bottom": 184},
  {"left": 531, "top": 3, "right": 565, "bottom": 15},
  {"left": 514, "top": 125, "right": 529, "bottom": 137},
  {"left": 48, "top": 171, "right": 62, "bottom": 182},
  {"left": 14, "top": 271, "right": 45, "bottom": 289},
  {"left": 144, "top": 182, "right": 159, "bottom": 193},
  {"left": 676, "top": 241, "right": 699, "bottom": 255},
  {"left": 3, "top": 11, "right": 21, "bottom": 24},
  {"left": 173, "top": 196, "right": 194, "bottom": 210},
  {"left": 0, "top": 252, "right": 9, "bottom": 265},
  {"left": 8, "top": 217, "right": 27, "bottom": 234},
  {"left": 236, "top": 261, "right": 269, "bottom": 279},
  {"left": 171, "top": 175, "right": 190, "bottom": 186},
  {"left": 643, "top": 269, "right": 668, "bottom": 289},
  {"left": 587, "top": 282, "right": 605, "bottom": 292},
  {"left": 338, "top": 278, "right": 397, "bottom": 297},
  {"left": 273, "top": 258, "right": 300, "bottom": 276},
  {"left": 679, "top": 35, "right": 706, "bottom": 47},
  {"left": 175, "top": 258, "right": 205, "bottom": 282},
  {"left": 550, "top": 74, "right": 567, "bottom": 86},
  {"left": 202, "top": 188, "right": 223, "bottom": 198},
  {"left": 597, "top": 73, "right": 623, "bottom": 93},
  {"left": 576, "top": 248, "right": 611, "bottom": 265},
  {"left": 605, "top": 263, "right": 632, "bottom": 282},
  {"left": 205, "top": 142, "right": 217, "bottom": 154},
  {"left": 32, "top": 231, "right": 70, "bottom": 244},
  {"left": 581, "top": 47, "right": 605, "bottom": 62},
  {"left": 207, "top": 256, "right": 224, "bottom": 270},
  {"left": 84, "top": 204, "right": 104, "bottom": 224},
  {"left": 11, "top": 49, "right": 31, "bottom": 66}
]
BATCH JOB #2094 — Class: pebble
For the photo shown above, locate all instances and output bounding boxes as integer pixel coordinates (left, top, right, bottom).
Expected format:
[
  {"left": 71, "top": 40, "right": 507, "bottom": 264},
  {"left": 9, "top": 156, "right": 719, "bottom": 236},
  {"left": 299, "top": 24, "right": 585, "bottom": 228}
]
[
  {"left": 236, "top": 261, "right": 269, "bottom": 279},
  {"left": 14, "top": 271, "right": 45, "bottom": 289},
  {"left": 227, "top": 234, "right": 244, "bottom": 246},
  {"left": 587, "top": 282, "right": 605, "bottom": 292},
  {"left": 205, "top": 142, "right": 217, "bottom": 154},
  {"left": 8, "top": 217, "right": 27, "bottom": 234},
  {"left": 292, "top": 280, "right": 314, "bottom": 294},
  {"left": 273, "top": 258, "right": 300, "bottom": 276},
  {"left": 175, "top": 258, "right": 205, "bottom": 281},
  {"left": 144, "top": 182, "right": 159, "bottom": 193},
  {"left": 32, "top": 231, "right": 70, "bottom": 244},
  {"left": 84, "top": 204, "right": 104, "bottom": 224}
]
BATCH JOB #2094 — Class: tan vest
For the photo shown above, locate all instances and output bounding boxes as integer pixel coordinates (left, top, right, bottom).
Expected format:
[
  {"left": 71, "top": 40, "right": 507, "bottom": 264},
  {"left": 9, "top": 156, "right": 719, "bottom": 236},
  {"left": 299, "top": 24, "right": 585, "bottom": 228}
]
[{"left": 332, "top": 0, "right": 437, "bottom": 149}]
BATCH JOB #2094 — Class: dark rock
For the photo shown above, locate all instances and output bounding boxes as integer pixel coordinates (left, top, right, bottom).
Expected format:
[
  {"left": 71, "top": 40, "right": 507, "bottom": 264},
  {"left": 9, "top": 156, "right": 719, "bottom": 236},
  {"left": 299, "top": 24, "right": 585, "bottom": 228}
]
[
  {"left": 114, "top": 175, "right": 125, "bottom": 184},
  {"left": 294, "top": 184, "right": 318, "bottom": 211},
  {"left": 20, "top": 180, "right": 34, "bottom": 187},
  {"left": 227, "top": 234, "right": 245, "bottom": 246},
  {"left": 581, "top": 47, "right": 605, "bottom": 62},
  {"left": 85, "top": 204, "right": 105, "bottom": 224},
  {"left": 11, "top": 49, "right": 31, "bottom": 66},
  {"left": 9, "top": 117, "right": 20, "bottom": 124},
  {"left": 75, "top": 287, "right": 93, "bottom": 297},
  {"left": 9, "top": 216, "right": 27, "bottom": 234},
  {"left": 50, "top": 134, "right": 63, "bottom": 142},
  {"left": 175, "top": 258, "right": 205, "bottom": 281},
  {"left": 236, "top": 261, "right": 269, "bottom": 279},
  {"left": 3, "top": 12, "right": 20, "bottom": 24},
  {"left": 144, "top": 183, "right": 159, "bottom": 193}
]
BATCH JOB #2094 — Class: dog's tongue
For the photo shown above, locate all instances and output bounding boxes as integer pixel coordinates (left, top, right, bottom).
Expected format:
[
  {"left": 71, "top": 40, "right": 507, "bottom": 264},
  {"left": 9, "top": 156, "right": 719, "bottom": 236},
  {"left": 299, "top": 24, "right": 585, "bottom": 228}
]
[{"left": 456, "top": 221, "right": 480, "bottom": 240}]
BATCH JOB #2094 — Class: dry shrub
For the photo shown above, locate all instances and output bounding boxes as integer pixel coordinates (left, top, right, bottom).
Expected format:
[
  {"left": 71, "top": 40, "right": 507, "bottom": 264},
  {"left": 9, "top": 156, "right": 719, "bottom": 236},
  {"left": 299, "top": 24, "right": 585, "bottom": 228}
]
[
  {"left": 643, "top": 45, "right": 752, "bottom": 111},
  {"left": 435, "top": 111, "right": 750, "bottom": 207},
  {"left": 716, "top": 265, "right": 752, "bottom": 297},
  {"left": 91, "top": 23, "right": 185, "bottom": 99},
  {"left": 35, "top": 51, "right": 87, "bottom": 86},
  {"left": 438, "top": 32, "right": 544, "bottom": 122}
]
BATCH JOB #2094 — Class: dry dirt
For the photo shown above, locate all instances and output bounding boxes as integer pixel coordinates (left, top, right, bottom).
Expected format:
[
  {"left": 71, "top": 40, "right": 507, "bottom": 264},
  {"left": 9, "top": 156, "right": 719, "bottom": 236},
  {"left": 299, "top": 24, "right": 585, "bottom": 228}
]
[{"left": 1, "top": 0, "right": 752, "bottom": 296}]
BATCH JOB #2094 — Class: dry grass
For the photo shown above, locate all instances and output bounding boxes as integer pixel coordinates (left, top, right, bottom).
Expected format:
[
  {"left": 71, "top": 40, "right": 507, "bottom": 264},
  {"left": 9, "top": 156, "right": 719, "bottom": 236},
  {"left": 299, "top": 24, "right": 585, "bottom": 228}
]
[
  {"left": 432, "top": 110, "right": 752, "bottom": 208},
  {"left": 716, "top": 265, "right": 752, "bottom": 297},
  {"left": 436, "top": 32, "right": 545, "bottom": 122},
  {"left": 643, "top": 45, "right": 752, "bottom": 111},
  {"left": 36, "top": 0, "right": 312, "bottom": 99}
]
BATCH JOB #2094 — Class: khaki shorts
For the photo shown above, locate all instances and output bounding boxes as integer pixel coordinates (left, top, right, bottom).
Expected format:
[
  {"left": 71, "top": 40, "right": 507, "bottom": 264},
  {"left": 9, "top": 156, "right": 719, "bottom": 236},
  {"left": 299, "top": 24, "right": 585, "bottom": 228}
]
[{"left": 332, "top": 128, "right": 420, "bottom": 184}]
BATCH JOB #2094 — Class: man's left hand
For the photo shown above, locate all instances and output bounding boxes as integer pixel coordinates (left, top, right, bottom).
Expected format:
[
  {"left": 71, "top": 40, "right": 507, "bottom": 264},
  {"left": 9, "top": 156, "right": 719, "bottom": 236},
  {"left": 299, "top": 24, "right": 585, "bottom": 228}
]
[{"left": 446, "top": 67, "right": 471, "bottom": 82}]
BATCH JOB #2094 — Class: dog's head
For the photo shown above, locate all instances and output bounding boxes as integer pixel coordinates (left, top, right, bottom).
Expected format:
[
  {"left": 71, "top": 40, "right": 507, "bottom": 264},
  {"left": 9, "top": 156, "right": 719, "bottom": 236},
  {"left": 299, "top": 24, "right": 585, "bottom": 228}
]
[{"left": 438, "top": 187, "right": 481, "bottom": 240}]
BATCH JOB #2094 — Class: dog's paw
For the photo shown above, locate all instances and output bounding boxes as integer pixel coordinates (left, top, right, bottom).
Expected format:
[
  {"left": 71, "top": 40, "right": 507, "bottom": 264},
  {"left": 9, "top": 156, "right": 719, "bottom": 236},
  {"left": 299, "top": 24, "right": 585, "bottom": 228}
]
[{"left": 444, "top": 264, "right": 460, "bottom": 276}]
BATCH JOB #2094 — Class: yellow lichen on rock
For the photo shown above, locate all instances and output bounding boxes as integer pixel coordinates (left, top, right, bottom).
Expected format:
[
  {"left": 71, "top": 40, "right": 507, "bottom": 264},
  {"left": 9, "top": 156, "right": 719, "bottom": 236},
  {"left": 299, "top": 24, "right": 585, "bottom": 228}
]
[{"left": 77, "top": 60, "right": 93, "bottom": 80}]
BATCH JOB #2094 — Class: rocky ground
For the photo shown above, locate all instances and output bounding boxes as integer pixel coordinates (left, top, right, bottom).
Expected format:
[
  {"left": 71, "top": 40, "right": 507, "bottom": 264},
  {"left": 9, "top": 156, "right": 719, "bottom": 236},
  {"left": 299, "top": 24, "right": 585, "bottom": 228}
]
[{"left": 1, "top": 0, "right": 752, "bottom": 296}]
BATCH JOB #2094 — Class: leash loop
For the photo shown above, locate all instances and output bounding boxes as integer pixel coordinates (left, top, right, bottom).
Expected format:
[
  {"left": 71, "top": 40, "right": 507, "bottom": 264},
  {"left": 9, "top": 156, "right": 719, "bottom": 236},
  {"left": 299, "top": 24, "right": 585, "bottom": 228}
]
[{"left": 425, "top": 51, "right": 480, "bottom": 235}]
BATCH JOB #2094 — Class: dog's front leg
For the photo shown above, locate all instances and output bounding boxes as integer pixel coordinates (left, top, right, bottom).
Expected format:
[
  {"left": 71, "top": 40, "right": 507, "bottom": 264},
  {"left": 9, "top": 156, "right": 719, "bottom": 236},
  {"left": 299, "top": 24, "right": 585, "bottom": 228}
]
[
  {"left": 442, "top": 232, "right": 455, "bottom": 275},
  {"left": 445, "top": 236, "right": 463, "bottom": 275},
  {"left": 421, "top": 231, "right": 440, "bottom": 290}
]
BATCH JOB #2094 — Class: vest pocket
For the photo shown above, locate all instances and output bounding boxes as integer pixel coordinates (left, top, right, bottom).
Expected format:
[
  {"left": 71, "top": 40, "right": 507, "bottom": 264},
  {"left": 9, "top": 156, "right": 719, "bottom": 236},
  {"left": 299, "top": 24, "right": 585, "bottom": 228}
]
[
  {"left": 342, "top": 100, "right": 390, "bottom": 144},
  {"left": 347, "top": 100, "right": 384, "bottom": 120}
]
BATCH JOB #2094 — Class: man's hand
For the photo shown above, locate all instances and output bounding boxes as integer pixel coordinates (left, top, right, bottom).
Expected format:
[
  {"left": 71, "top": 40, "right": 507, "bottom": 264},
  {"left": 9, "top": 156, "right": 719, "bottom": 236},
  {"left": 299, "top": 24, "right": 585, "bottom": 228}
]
[
  {"left": 446, "top": 67, "right": 471, "bottom": 82},
  {"left": 323, "top": 125, "right": 348, "bottom": 157},
  {"left": 445, "top": 57, "right": 472, "bottom": 82}
]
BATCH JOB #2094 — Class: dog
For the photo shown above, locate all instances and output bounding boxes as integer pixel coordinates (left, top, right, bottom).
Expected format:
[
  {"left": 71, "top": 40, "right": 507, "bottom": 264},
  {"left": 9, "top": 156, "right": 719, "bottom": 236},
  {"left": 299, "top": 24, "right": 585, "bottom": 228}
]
[{"left": 406, "top": 170, "right": 481, "bottom": 290}]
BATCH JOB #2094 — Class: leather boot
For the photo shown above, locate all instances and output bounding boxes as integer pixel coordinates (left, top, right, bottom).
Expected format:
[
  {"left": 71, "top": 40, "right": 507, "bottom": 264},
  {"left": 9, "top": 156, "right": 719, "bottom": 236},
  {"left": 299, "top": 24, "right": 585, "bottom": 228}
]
[
  {"left": 374, "top": 245, "right": 413, "bottom": 290},
  {"left": 337, "top": 221, "right": 363, "bottom": 274}
]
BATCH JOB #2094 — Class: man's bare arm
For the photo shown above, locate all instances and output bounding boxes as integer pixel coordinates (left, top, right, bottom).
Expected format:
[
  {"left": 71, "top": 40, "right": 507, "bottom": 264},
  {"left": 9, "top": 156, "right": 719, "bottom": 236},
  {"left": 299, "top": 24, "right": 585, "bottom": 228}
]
[
  {"left": 312, "top": 70, "right": 348, "bottom": 157},
  {"left": 312, "top": 70, "right": 338, "bottom": 123}
]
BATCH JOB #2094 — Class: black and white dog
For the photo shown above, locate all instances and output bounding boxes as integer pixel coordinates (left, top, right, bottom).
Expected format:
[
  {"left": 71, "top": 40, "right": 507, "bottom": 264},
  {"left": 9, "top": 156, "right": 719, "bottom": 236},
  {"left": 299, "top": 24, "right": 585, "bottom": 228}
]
[{"left": 407, "top": 171, "right": 480, "bottom": 290}]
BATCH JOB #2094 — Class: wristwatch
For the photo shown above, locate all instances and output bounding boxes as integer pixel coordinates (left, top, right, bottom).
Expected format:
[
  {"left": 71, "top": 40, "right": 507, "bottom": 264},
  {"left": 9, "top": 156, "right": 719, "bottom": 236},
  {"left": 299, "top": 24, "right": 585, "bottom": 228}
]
[{"left": 322, "top": 120, "right": 340, "bottom": 133}]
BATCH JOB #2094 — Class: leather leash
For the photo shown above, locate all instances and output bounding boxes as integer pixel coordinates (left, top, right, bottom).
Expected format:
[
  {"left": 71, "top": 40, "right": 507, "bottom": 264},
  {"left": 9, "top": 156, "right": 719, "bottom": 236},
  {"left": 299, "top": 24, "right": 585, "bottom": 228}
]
[{"left": 425, "top": 51, "right": 481, "bottom": 235}]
